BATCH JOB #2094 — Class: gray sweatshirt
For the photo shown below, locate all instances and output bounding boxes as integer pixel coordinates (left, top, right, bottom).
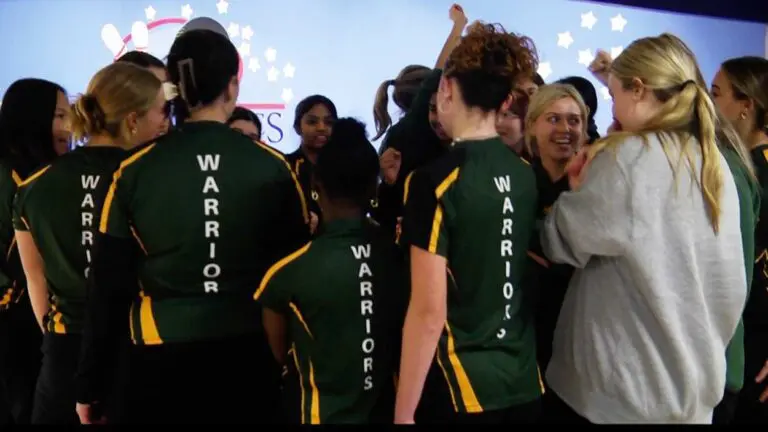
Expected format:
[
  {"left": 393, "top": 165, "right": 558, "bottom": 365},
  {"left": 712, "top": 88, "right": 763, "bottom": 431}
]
[{"left": 542, "top": 133, "right": 747, "bottom": 424}]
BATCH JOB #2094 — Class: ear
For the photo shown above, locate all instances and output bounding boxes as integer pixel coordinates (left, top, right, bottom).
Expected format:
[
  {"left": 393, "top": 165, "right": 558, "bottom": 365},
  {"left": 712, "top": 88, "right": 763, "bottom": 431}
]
[
  {"left": 741, "top": 97, "right": 754, "bottom": 115},
  {"left": 227, "top": 75, "right": 240, "bottom": 103},
  {"left": 500, "top": 93, "right": 515, "bottom": 113},
  {"left": 630, "top": 77, "right": 646, "bottom": 101},
  {"left": 436, "top": 76, "right": 453, "bottom": 113},
  {"left": 124, "top": 112, "right": 139, "bottom": 133}
]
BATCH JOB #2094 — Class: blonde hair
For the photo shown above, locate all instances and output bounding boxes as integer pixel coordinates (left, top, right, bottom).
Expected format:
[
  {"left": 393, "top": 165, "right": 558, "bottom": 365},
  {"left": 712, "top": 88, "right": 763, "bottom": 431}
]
[
  {"left": 524, "top": 83, "right": 589, "bottom": 155},
  {"left": 590, "top": 33, "right": 750, "bottom": 234},
  {"left": 71, "top": 62, "right": 162, "bottom": 144},
  {"left": 372, "top": 65, "right": 432, "bottom": 140}
]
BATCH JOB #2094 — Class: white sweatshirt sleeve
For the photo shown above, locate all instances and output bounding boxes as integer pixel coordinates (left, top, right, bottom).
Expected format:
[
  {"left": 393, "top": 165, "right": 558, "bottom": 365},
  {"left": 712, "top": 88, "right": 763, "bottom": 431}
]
[{"left": 542, "top": 145, "right": 635, "bottom": 268}]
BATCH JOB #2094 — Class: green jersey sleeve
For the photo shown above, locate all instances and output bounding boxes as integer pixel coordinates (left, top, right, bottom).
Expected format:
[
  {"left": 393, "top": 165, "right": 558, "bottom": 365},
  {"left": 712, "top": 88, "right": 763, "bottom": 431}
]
[
  {"left": 255, "top": 242, "right": 312, "bottom": 312},
  {"left": 99, "top": 144, "right": 155, "bottom": 239},
  {"left": 401, "top": 165, "right": 458, "bottom": 258}
]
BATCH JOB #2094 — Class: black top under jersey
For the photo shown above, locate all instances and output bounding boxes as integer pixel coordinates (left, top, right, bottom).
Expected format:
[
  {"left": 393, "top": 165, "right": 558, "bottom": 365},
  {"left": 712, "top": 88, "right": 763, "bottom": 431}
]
[
  {"left": 527, "top": 158, "right": 573, "bottom": 371},
  {"left": 745, "top": 144, "right": 768, "bottom": 360},
  {"left": 286, "top": 148, "right": 322, "bottom": 221}
]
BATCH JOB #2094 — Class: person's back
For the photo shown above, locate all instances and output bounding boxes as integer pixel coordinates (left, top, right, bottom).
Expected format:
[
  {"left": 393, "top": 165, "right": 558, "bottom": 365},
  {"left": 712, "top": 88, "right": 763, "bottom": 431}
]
[
  {"left": 14, "top": 147, "right": 125, "bottom": 333},
  {"left": 544, "top": 133, "right": 746, "bottom": 422},
  {"left": 105, "top": 122, "right": 306, "bottom": 343},
  {"left": 257, "top": 220, "right": 404, "bottom": 423},
  {"left": 404, "top": 137, "right": 541, "bottom": 413}
]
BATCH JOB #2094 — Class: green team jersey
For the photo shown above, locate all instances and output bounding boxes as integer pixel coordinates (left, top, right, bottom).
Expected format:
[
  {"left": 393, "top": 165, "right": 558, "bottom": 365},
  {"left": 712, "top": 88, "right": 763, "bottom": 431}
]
[
  {"left": 12, "top": 146, "right": 126, "bottom": 334},
  {"left": 400, "top": 137, "right": 542, "bottom": 413},
  {"left": 255, "top": 218, "right": 406, "bottom": 424},
  {"left": 0, "top": 162, "right": 25, "bottom": 311},
  {"left": 99, "top": 121, "right": 309, "bottom": 345}
]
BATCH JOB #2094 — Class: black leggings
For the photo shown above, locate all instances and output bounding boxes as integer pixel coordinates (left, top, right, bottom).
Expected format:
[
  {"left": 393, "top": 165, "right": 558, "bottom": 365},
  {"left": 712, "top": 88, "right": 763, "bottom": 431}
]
[
  {"left": 0, "top": 300, "right": 42, "bottom": 425},
  {"left": 32, "top": 333, "right": 80, "bottom": 424},
  {"left": 122, "top": 332, "right": 281, "bottom": 424}
]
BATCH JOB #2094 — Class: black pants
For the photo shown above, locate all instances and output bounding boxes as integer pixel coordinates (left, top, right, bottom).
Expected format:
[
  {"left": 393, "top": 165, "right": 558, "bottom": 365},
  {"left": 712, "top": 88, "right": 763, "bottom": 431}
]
[
  {"left": 123, "top": 332, "right": 281, "bottom": 424},
  {"left": 32, "top": 333, "right": 80, "bottom": 424},
  {"left": 0, "top": 300, "right": 42, "bottom": 425},
  {"left": 713, "top": 388, "right": 739, "bottom": 425},
  {"left": 541, "top": 389, "right": 592, "bottom": 424},
  {"left": 733, "top": 336, "right": 768, "bottom": 424},
  {"left": 415, "top": 362, "right": 541, "bottom": 424}
]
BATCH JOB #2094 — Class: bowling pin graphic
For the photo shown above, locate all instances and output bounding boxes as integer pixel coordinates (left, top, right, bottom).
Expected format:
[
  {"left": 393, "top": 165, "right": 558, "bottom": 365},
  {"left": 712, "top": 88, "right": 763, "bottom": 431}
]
[
  {"left": 101, "top": 24, "right": 126, "bottom": 58},
  {"left": 131, "top": 21, "right": 150, "bottom": 51}
]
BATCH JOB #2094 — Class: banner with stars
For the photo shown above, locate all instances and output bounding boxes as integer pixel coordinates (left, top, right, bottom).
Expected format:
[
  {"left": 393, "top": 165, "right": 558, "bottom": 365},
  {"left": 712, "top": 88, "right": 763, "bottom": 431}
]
[{"left": 0, "top": 0, "right": 764, "bottom": 153}]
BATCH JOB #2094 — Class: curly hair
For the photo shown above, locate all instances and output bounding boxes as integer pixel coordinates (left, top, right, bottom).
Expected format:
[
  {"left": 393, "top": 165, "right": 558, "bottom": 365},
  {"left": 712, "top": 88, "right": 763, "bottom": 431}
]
[{"left": 444, "top": 23, "right": 538, "bottom": 112}]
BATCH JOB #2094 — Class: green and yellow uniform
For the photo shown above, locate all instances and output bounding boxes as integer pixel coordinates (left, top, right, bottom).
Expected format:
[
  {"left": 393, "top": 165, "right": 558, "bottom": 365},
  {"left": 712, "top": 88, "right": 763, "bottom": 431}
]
[
  {"left": 0, "top": 162, "right": 24, "bottom": 310},
  {"left": 401, "top": 137, "right": 542, "bottom": 414},
  {"left": 255, "top": 218, "right": 406, "bottom": 424},
  {"left": 99, "top": 121, "right": 309, "bottom": 345},
  {"left": 12, "top": 147, "right": 126, "bottom": 334}
]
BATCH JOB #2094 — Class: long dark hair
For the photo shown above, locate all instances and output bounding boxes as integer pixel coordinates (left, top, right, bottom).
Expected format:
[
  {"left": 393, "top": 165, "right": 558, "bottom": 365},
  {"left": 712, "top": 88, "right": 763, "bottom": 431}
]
[{"left": 0, "top": 78, "right": 66, "bottom": 177}]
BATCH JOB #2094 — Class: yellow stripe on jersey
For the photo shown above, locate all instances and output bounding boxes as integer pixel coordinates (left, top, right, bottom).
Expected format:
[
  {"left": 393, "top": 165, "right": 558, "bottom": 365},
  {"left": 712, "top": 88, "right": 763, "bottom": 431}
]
[
  {"left": 291, "top": 344, "right": 307, "bottom": 424},
  {"left": 435, "top": 344, "right": 459, "bottom": 411},
  {"left": 10, "top": 170, "right": 22, "bottom": 186},
  {"left": 17, "top": 165, "right": 51, "bottom": 187},
  {"left": 254, "top": 242, "right": 312, "bottom": 300},
  {"left": 403, "top": 171, "right": 414, "bottom": 205},
  {"left": 130, "top": 226, "right": 148, "bottom": 255},
  {"left": 428, "top": 168, "right": 459, "bottom": 254},
  {"left": 99, "top": 143, "right": 156, "bottom": 234},
  {"left": 444, "top": 322, "right": 482, "bottom": 412},
  {"left": 309, "top": 359, "right": 320, "bottom": 424},
  {"left": 49, "top": 303, "right": 66, "bottom": 334},
  {"left": 254, "top": 140, "right": 310, "bottom": 224},
  {"left": 537, "top": 364, "right": 546, "bottom": 394},
  {"left": 138, "top": 291, "right": 162, "bottom": 345},
  {"left": 288, "top": 302, "right": 313, "bottom": 338}
]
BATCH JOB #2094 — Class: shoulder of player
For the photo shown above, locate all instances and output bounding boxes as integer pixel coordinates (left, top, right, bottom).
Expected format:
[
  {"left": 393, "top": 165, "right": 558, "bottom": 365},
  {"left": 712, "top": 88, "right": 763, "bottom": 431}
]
[
  {"left": 412, "top": 147, "right": 465, "bottom": 192},
  {"left": 256, "top": 242, "right": 314, "bottom": 296},
  {"left": 15, "top": 163, "right": 54, "bottom": 191}
]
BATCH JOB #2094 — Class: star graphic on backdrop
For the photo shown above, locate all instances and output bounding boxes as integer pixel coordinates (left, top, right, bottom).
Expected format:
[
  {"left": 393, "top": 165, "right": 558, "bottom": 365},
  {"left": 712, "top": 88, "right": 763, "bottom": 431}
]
[
  {"left": 537, "top": 62, "right": 553, "bottom": 80},
  {"left": 283, "top": 63, "right": 295, "bottom": 78},
  {"left": 227, "top": 22, "right": 239, "bottom": 38},
  {"left": 610, "top": 46, "right": 624, "bottom": 59},
  {"left": 265, "top": 47, "right": 277, "bottom": 63},
  {"left": 267, "top": 66, "right": 280, "bottom": 82},
  {"left": 578, "top": 49, "right": 595, "bottom": 67},
  {"left": 581, "top": 11, "right": 597, "bottom": 30},
  {"left": 181, "top": 4, "right": 194, "bottom": 20},
  {"left": 241, "top": 25, "right": 253, "bottom": 41},
  {"left": 238, "top": 42, "right": 251, "bottom": 57},
  {"left": 611, "top": 14, "right": 627, "bottom": 32},
  {"left": 281, "top": 88, "right": 294, "bottom": 103},
  {"left": 216, "top": 0, "right": 229, "bottom": 14},
  {"left": 248, "top": 58, "right": 261, "bottom": 72},
  {"left": 600, "top": 86, "right": 611, "bottom": 101},
  {"left": 145, "top": 6, "right": 156, "bottom": 21},
  {"left": 557, "top": 31, "right": 574, "bottom": 49}
]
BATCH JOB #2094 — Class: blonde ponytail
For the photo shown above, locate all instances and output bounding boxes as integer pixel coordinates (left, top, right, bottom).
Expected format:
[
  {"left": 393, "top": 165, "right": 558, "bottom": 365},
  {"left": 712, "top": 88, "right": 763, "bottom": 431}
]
[{"left": 692, "top": 84, "right": 724, "bottom": 233}]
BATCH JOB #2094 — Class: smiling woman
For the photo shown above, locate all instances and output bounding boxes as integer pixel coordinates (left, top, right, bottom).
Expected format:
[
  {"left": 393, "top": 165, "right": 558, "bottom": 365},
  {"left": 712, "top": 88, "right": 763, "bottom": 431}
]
[{"left": 520, "top": 84, "right": 589, "bottom": 397}]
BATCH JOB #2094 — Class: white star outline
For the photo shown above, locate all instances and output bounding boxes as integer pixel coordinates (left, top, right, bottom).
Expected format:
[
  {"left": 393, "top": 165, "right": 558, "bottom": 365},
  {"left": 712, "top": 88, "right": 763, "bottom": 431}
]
[
  {"left": 133, "top": 4, "right": 296, "bottom": 105},
  {"left": 611, "top": 14, "right": 628, "bottom": 32}
]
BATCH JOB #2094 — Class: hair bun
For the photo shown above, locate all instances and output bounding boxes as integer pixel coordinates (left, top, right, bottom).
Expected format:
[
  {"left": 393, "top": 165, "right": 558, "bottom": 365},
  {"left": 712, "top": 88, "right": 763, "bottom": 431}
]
[{"left": 81, "top": 94, "right": 107, "bottom": 131}]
